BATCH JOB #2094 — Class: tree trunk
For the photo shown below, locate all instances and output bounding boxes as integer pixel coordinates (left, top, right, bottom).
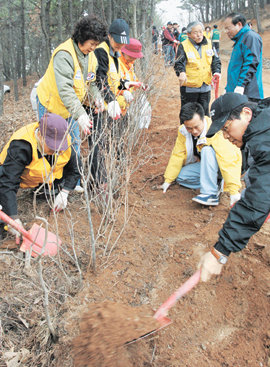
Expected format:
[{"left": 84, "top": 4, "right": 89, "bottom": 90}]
[
  {"left": 57, "top": 0, "right": 63, "bottom": 43},
  {"left": 68, "top": 0, "right": 73, "bottom": 33},
  {"left": 206, "top": 0, "right": 210, "bottom": 23},
  {"left": 8, "top": 4, "right": 19, "bottom": 101},
  {"left": 107, "top": 0, "right": 112, "bottom": 26},
  {"left": 0, "top": 41, "right": 4, "bottom": 116},
  {"left": 40, "top": 0, "right": 51, "bottom": 71},
  {"left": 88, "top": 0, "right": 94, "bottom": 15},
  {"left": 132, "top": 0, "right": 138, "bottom": 38},
  {"left": 140, "top": 0, "right": 147, "bottom": 39},
  {"left": 21, "top": 0, "right": 27, "bottom": 86},
  {"left": 253, "top": 0, "right": 263, "bottom": 33}
]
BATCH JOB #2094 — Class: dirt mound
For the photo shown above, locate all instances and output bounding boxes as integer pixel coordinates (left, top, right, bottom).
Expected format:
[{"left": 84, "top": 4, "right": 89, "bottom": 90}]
[{"left": 72, "top": 301, "right": 160, "bottom": 366}]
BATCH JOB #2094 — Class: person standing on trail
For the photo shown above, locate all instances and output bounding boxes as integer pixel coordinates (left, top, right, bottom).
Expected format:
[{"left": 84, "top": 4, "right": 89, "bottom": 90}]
[
  {"left": 118, "top": 38, "right": 151, "bottom": 129},
  {"left": 152, "top": 26, "right": 159, "bottom": 54},
  {"left": 204, "top": 26, "right": 212, "bottom": 40},
  {"left": 199, "top": 93, "right": 270, "bottom": 281},
  {"left": 178, "top": 27, "right": 188, "bottom": 43},
  {"left": 0, "top": 113, "right": 80, "bottom": 241},
  {"left": 36, "top": 15, "right": 107, "bottom": 193},
  {"left": 211, "top": 25, "right": 220, "bottom": 55},
  {"left": 94, "top": 18, "right": 130, "bottom": 120},
  {"left": 174, "top": 21, "right": 221, "bottom": 117},
  {"left": 160, "top": 102, "right": 242, "bottom": 207},
  {"left": 224, "top": 13, "right": 263, "bottom": 101},
  {"left": 162, "top": 21, "right": 179, "bottom": 66}
]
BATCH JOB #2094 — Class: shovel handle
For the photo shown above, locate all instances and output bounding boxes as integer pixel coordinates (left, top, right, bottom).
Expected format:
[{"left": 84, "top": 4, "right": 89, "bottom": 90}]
[
  {"left": 0, "top": 209, "right": 33, "bottom": 242},
  {"left": 154, "top": 269, "right": 201, "bottom": 320},
  {"left": 215, "top": 78, "right": 219, "bottom": 99}
]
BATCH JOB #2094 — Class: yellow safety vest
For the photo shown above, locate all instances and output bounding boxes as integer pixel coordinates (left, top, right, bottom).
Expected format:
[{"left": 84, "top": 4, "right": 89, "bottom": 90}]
[
  {"left": 182, "top": 38, "right": 213, "bottom": 88},
  {"left": 96, "top": 41, "right": 121, "bottom": 96},
  {"left": 37, "top": 39, "right": 97, "bottom": 119},
  {"left": 0, "top": 123, "right": 71, "bottom": 189},
  {"left": 118, "top": 54, "right": 139, "bottom": 112}
]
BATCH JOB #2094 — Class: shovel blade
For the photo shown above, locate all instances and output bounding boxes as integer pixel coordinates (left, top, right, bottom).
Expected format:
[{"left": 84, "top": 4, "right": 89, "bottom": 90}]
[{"left": 20, "top": 223, "right": 60, "bottom": 257}]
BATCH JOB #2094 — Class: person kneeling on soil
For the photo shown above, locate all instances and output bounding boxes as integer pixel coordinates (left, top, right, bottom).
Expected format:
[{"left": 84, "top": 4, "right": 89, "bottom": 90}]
[
  {"left": 0, "top": 113, "right": 80, "bottom": 241},
  {"left": 199, "top": 93, "right": 270, "bottom": 281},
  {"left": 160, "top": 102, "right": 242, "bottom": 206}
]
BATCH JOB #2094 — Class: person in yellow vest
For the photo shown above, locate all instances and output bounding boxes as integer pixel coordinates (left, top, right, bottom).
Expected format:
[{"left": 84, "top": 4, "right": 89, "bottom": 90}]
[
  {"left": 174, "top": 21, "right": 221, "bottom": 117},
  {"left": 118, "top": 38, "right": 143, "bottom": 114},
  {"left": 94, "top": 19, "right": 130, "bottom": 120},
  {"left": 86, "top": 19, "right": 130, "bottom": 189},
  {"left": 204, "top": 25, "right": 212, "bottom": 40},
  {"left": 0, "top": 113, "right": 80, "bottom": 241},
  {"left": 118, "top": 38, "right": 152, "bottom": 129},
  {"left": 160, "top": 102, "right": 242, "bottom": 207},
  {"left": 36, "top": 15, "right": 107, "bottom": 192}
]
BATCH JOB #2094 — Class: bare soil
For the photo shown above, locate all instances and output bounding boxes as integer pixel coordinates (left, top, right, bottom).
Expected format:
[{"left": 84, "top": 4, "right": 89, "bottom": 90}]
[{"left": 1, "top": 29, "right": 270, "bottom": 367}]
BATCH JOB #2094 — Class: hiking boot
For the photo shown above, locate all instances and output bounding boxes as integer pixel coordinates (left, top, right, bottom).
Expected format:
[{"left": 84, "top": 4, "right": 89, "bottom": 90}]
[{"left": 192, "top": 194, "right": 219, "bottom": 206}]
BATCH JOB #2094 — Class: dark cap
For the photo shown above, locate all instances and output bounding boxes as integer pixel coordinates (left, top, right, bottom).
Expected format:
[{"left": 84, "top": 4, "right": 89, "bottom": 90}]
[
  {"left": 109, "top": 19, "right": 129, "bottom": 44},
  {"left": 207, "top": 93, "right": 249, "bottom": 137},
  {"left": 167, "top": 21, "right": 172, "bottom": 25},
  {"left": 39, "top": 113, "right": 69, "bottom": 151}
]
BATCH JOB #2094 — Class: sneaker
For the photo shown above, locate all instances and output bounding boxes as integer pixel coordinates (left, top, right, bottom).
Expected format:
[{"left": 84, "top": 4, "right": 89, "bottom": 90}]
[
  {"left": 192, "top": 194, "right": 219, "bottom": 206},
  {"left": 74, "top": 185, "right": 84, "bottom": 193}
]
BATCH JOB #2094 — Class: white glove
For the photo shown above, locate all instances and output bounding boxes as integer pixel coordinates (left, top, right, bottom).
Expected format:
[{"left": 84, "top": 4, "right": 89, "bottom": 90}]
[
  {"left": 123, "top": 90, "right": 134, "bottom": 103},
  {"left": 198, "top": 251, "right": 224, "bottom": 282},
  {"left": 107, "top": 101, "right": 121, "bottom": 120},
  {"left": 179, "top": 72, "right": 187, "bottom": 87},
  {"left": 7, "top": 218, "right": 23, "bottom": 244},
  {"left": 213, "top": 72, "right": 221, "bottom": 78},
  {"left": 234, "top": 86, "right": 244, "bottom": 95},
  {"left": 53, "top": 190, "right": 69, "bottom": 212},
  {"left": 77, "top": 113, "right": 92, "bottom": 134},
  {"left": 160, "top": 182, "right": 171, "bottom": 193},
  {"left": 124, "top": 81, "right": 142, "bottom": 89},
  {"left": 95, "top": 98, "right": 105, "bottom": 112},
  {"left": 230, "top": 192, "right": 241, "bottom": 207}
]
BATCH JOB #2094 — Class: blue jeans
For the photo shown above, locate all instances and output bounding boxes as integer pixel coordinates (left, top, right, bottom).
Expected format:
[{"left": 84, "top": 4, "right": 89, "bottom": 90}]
[
  {"left": 36, "top": 96, "right": 81, "bottom": 185},
  {"left": 176, "top": 146, "right": 219, "bottom": 195},
  {"left": 164, "top": 45, "right": 175, "bottom": 65}
]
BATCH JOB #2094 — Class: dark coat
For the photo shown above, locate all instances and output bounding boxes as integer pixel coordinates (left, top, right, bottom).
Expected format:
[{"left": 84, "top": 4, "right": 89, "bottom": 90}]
[{"left": 215, "top": 99, "right": 270, "bottom": 255}]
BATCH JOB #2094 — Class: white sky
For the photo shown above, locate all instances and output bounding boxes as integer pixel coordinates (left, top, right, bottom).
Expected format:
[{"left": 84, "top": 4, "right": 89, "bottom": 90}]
[{"left": 156, "top": 0, "right": 194, "bottom": 27}]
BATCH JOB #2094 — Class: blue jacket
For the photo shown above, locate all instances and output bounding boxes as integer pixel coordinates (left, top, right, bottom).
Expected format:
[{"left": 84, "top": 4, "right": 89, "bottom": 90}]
[{"left": 226, "top": 25, "right": 263, "bottom": 99}]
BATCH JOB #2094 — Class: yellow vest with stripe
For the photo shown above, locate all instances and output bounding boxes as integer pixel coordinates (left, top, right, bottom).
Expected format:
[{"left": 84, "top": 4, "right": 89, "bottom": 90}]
[
  {"left": 37, "top": 39, "right": 97, "bottom": 119},
  {"left": 96, "top": 41, "right": 121, "bottom": 96},
  {"left": 118, "top": 54, "right": 138, "bottom": 112},
  {"left": 0, "top": 123, "right": 72, "bottom": 189},
  {"left": 82, "top": 51, "right": 99, "bottom": 107},
  {"left": 182, "top": 38, "right": 213, "bottom": 88}
]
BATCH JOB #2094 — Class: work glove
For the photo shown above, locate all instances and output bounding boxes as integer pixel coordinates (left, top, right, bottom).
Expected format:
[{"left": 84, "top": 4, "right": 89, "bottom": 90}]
[
  {"left": 213, "top": 72, "right": 221, "bottom": 78},
  {"left": 78, "top": 112, "right": 93, "bottom": 135},
  {"left": 53, "top": 190, "right": 69, "bottom": 213},
  {"left": 107, "top": 101, "right": 121, "bottom": 120},
  {"left": 123, "top": 90, "right": 134, "bottom": 103},
  {"left": 95, "top": 98, "right": 105, "bottom": 113},
  {"left": 7, "top": 218, "right": 23, "bottom": 245},
  {"left": 234, "top": 86, "right": 244, "bottom": 95},
  {"left": 160, "top": 182, "right": 171, "bottom": 193},
  {"left": 124, "top": 81, "right": 142, "bottom": 89},
  {"left": 173, "top": 40, "right": 180, "bottom": 44},
  {"left": 178, "top": 72, "right": 187, "bottom": 87},
  {"left": 230, "top": 192, "right": 241, "bottom": 208},
  {"left": 198, "top": 251, "right": 224, "bottom": 282}
]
